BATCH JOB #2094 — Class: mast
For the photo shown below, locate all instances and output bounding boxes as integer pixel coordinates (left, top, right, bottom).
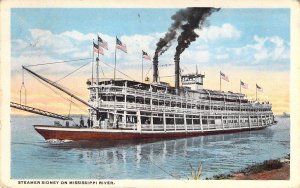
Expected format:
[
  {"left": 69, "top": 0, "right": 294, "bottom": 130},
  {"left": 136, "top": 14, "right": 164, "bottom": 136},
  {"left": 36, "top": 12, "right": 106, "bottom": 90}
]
[
  {"left": 114, "top": 36, "right": 117, "bottom": 81},
  {"left": 22, "top": 66, "right": 97, "bottom": 111},
  {"left": 96, "top": 37, "right": 100, "bottom": 102}
]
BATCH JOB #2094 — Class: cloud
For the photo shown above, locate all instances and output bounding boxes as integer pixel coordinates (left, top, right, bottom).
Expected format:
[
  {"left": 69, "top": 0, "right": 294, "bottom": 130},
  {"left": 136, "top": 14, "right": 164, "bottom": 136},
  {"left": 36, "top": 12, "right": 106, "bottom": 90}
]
[
  {"left": 29, "top": 29, "right": 77, "bottom": 54},
  {"left": 197, "top": 23, "right": 241, "bottom": 42},
  {"left": 181, "top": 50, "right": 210, "bottom": 64},
  {"left": 61, "top": 30, "right": 94, "bottom": 41},
  {"left": 248, "top": 35, "right": 289, "bottom": 64}
]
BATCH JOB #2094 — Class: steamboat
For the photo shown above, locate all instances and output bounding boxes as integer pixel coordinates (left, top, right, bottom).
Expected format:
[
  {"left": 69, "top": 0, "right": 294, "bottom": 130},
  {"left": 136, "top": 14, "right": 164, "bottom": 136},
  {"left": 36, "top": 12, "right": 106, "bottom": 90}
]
[{"left": 32, "top": 52, "right": 276, "bottom": 141}]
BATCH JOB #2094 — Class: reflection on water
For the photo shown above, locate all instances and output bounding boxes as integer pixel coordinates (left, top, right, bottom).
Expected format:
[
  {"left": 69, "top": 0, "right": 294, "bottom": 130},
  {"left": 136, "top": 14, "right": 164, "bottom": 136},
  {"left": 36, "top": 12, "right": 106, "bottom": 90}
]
[{"left": 11, "top": 116, "right": 289, "bottom": 179}]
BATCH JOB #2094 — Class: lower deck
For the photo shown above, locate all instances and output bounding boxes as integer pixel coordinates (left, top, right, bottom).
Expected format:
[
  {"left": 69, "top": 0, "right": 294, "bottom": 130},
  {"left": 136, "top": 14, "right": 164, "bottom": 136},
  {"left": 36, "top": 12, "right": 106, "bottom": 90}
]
[{"left": 34, "top": 124, "right": 272, "bottom": 141}]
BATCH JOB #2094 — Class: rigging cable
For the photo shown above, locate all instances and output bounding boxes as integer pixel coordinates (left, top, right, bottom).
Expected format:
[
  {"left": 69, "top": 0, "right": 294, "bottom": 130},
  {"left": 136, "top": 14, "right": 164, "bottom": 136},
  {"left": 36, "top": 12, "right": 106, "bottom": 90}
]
[
  {"left": 99, "top": 60, "right": 135, "bottom": 81},
  {"left": 24, "top": 58, "right": 92, "bottom": 67},
  {"left": 144, "top": 66, "right": 152, "bottom": 78},
  {"left": 101, "top": 66, "right": 106, "bottom": 78},
  {"left": 19, "top": 69, "right": 27, "bottom": 105},
  {"left": 29, "top": 73, "right": 87, "bottom": 112},
  {"left": 54, "top": 60, "right": 92, "bottom": 83}
]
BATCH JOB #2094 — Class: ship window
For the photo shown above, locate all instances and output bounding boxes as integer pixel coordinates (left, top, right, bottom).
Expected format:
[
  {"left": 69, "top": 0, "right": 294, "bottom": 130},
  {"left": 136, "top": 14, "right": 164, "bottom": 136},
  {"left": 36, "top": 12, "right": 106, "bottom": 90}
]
[
  {"left": 193, "top": 119, "right": 200, "bottom": 124},
  {"left": 126, "top": 115, "right": 137, "bottom": 123},
  {"left": 202, "top": 119, "right": 208, "bottom": 124},
  {"left": 187, "top": 119, "right": 192, "bottom": 125},
  {"left": 153, "top": 117, "right": 163, "bottom": 124},
  {"left": 141, "top": 117, "right": 150, "bottom": 124},
  {"left": 175, "top": 118, "right": 184, "bottom": 124},
  {"left": 166, "top": 118, "right": 174, "bottom": 124},
  {"left": 209, "top": 120, "right": 215, "bottom": 124},
  {"left": 159, "top": 100, "right": 164, "bottom": 106}
]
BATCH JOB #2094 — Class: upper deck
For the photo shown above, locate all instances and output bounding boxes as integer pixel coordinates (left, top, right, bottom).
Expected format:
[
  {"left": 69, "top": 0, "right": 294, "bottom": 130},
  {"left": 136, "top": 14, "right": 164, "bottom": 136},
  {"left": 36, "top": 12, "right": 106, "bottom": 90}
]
[{"left": 86, "top": 79, "right": 272, "bottom": 115}]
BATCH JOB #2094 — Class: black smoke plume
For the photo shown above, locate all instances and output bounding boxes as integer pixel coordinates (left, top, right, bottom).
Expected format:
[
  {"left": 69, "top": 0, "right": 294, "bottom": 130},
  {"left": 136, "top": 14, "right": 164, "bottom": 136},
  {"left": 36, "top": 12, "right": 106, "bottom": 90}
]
[
  {"left": 154, "top": 7, "right": 219, "bottom": 60},
  {"left": 174, "top": 8, "right": 219, "bottom": 60},
  {"left": 154, "top": 8, "right": 190, "bottom": 60}
]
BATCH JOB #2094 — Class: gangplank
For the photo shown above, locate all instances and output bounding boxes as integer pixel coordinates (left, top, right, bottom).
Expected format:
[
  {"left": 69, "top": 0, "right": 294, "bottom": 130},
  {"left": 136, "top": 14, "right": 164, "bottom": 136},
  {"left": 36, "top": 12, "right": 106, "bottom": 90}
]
[{"left": 10, "top": 102, "right": 72, "bottom": 120}]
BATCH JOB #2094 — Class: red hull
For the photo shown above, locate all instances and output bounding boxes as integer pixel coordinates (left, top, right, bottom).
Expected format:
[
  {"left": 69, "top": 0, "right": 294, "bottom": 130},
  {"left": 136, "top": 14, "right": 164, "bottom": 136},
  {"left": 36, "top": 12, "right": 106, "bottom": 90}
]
[{"left": 34, "top": 125, "right": 269, "bottom": 141}]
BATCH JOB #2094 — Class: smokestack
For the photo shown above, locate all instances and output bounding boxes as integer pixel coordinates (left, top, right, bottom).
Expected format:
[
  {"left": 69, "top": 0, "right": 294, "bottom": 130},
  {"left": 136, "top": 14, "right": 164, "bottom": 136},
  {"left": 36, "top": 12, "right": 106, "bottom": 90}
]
[
  {"left": 153, "top": 54, "right": 159, "bottom": 82},
  {"left": 174, "top": 56, "right": 180, "bottom": 94}
]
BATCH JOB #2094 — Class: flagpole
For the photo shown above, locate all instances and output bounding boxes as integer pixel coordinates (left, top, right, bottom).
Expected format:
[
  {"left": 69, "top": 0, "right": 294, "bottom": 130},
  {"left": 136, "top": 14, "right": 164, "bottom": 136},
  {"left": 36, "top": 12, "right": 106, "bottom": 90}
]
[
  {"left": 97, "top": 38, "right": 100, "bottom": 84},
  {"left": 96, "top": 39, "right": 100, "bottom": 103},
  {"left": 220, "top": 71, "right": 221, "bottom": 91},
  {"left": 142, "top": 52, "right": 144, "bottom": 83},
  {"left": 256, "top": 84, "right": 257, "bottom": 101},
  {"left": 92, "top": 39, "right": 94, "bottom": 86},
  {"left": 114, "top": 36, "right": 117, "bottom": 81},
  {"left": 240, "top": 80, "right": 241, "bottom": 93}
]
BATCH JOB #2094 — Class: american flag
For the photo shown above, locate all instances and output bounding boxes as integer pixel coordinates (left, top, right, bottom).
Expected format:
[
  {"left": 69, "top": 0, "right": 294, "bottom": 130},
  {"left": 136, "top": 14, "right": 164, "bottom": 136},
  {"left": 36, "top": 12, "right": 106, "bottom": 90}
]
[
  {"left": 220, "top": 71, "right": 229, "bottom": 82},
  {"left": 142, "top": 50, "right": 151, "bottom": 60},
  {"left": 93, "top": 42, "right": 103, "bottom": 55},
  {"left": 241, "top": 80, "right": 248, "bottom": 89},
  {"left": 98, "top": 35, "right": 108, "bottom": 50},
  {"left": 256, "top": 84, "right": 263, "bottom": 92},
  {"left": 116, "top": 37, "right": 127, "bottom": 53}
]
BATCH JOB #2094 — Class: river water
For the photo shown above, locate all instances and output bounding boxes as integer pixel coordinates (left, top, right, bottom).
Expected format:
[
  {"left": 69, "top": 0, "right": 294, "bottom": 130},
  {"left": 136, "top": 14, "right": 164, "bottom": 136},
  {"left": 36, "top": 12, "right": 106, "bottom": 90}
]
[{"left": 11, "top": 116, "right": 290, "bottom": 179}]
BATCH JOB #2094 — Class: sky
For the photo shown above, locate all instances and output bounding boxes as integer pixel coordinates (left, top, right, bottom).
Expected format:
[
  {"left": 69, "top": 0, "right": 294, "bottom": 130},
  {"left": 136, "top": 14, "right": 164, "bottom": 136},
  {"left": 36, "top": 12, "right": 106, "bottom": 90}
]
[{"left": 10, "top": 8, "right": 290, "bottom": 115}]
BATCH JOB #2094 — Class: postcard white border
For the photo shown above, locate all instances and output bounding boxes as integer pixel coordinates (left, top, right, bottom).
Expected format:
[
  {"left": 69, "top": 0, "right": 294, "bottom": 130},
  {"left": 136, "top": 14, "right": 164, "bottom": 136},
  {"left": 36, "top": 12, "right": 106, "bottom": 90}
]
[{"left": 1, "top": 0, "right": 299, "bottom": 187}]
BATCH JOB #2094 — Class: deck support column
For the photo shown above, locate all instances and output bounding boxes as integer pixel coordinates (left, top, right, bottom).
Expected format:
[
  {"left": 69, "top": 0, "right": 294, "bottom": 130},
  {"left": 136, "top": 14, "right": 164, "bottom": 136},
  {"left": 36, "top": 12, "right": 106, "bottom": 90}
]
[
  {"left": 123, "top": 111, "right": 127, "bottom": 128},
  {"left": 184, "top": 112, "right": 187, "bottom": 132},
  {"left": 238, "top": 115, "right": 241, "bottom": 129},
  {"left": 200, "top": 113, "right": 203, "bottom": 132},
  {"left": 163, "top": 111, "right": 166, "bottom": 132},
  {"left": 248, "top": 115, "right": 251, "bottom": 129},
  {"left": 221, "top": 115, "right": 224, "bottom": 130},
  {"left": 192, "top": 116, "right": 194, "bottom": 130},
  {"left": 207, "top": 115, "right": 209, "bottom": 130},
  {"left": 137, "top": 110, "right": 141, "bottom": 133},
  {"left": 113, "top": 109, "right": 117, "bottom": 128},
  {"left": 151, "top": 113, "right": 153, "bottom": 131}
]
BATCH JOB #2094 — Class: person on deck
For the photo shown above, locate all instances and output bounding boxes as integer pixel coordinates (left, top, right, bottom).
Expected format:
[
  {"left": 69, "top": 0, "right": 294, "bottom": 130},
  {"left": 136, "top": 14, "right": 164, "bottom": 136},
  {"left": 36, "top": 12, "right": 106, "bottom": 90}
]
[
  {"left": 80, "top": 115, "right": 84, "bottom": 128},
  {"left": 87, "top": 118, "right": 91, "bottom": 128}
]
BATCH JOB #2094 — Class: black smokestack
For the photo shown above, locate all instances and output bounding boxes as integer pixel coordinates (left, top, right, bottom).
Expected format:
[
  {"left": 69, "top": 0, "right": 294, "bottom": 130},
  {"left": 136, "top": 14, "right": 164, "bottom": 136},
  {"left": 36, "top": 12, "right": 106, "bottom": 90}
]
[
  {"left": 153, "top": 56, "right": 158, "bottom": 82},
  {"left": 174, "top": 8, "right": 219, "bottom": 93},
  {"left": 174, "top": 56, "right": 180, "bottom": 94}
]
